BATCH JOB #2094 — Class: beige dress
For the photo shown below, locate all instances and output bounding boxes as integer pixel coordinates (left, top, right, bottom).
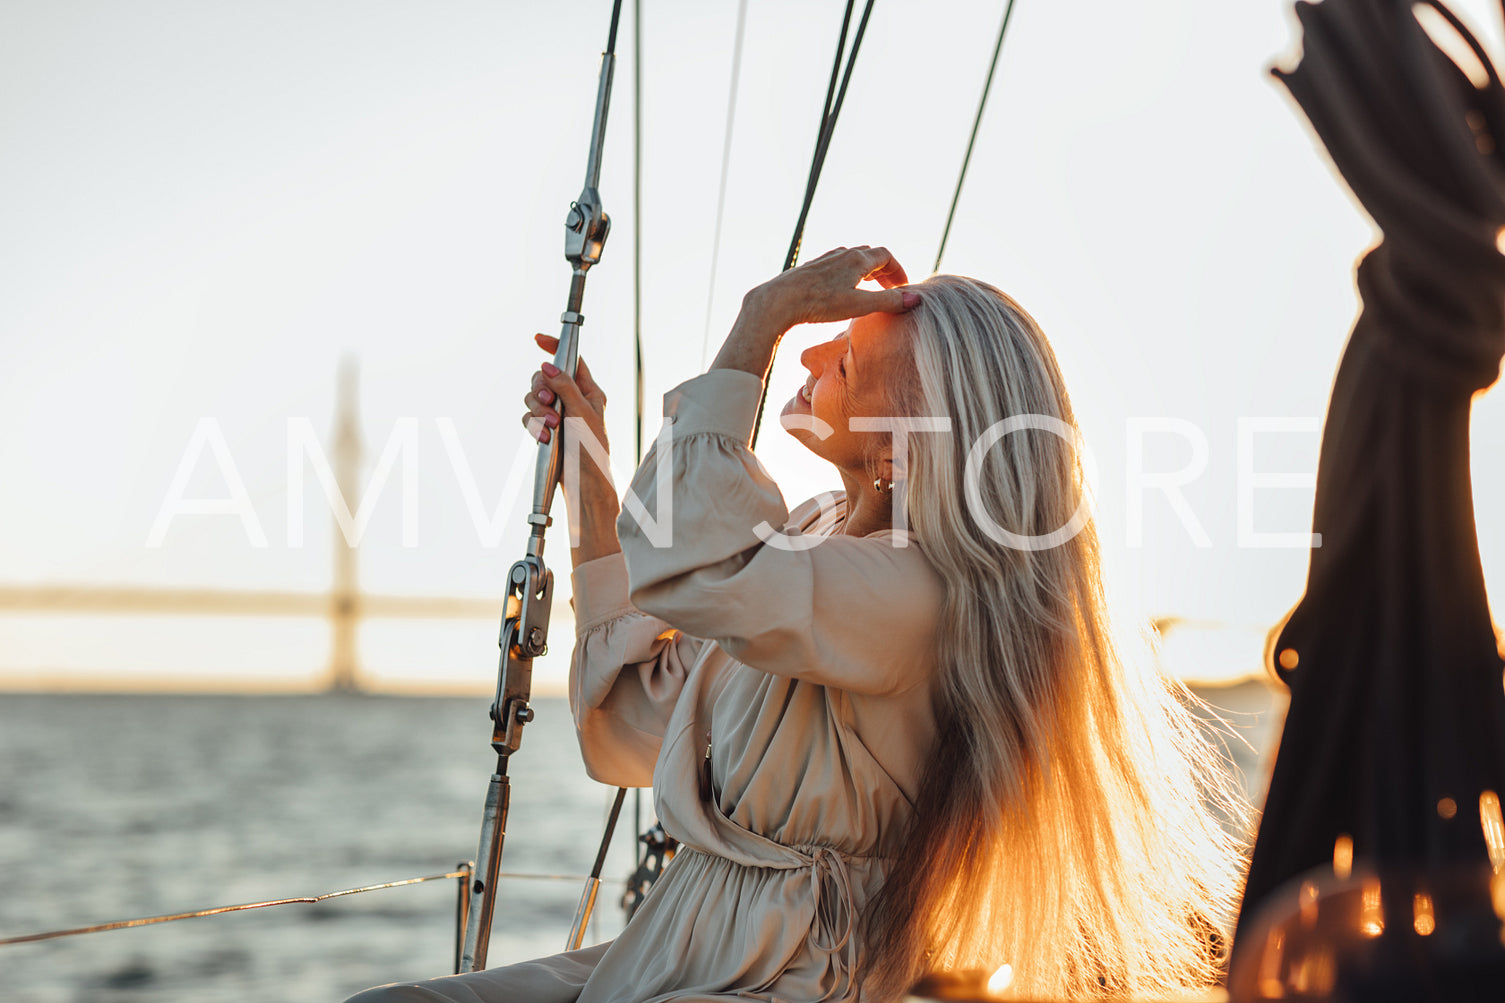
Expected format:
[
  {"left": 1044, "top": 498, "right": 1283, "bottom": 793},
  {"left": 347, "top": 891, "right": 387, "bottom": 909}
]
[{"left": 349, "top": 370, "right": 943, "bottom": 1003}]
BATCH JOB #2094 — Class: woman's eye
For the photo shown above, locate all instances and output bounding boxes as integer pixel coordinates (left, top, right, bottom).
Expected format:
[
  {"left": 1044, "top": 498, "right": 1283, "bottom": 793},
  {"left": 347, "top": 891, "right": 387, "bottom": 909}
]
[{"left": 839, "top": 358, "right": 847, "bottom": 377}]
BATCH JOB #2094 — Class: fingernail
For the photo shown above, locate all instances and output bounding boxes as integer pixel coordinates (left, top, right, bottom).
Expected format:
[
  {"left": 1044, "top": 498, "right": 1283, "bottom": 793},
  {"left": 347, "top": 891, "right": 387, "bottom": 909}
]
[
  {"left": 538, "top": 388, "right": 553, "bottom": 404},
  {"left": 544, "top": 412, "right": 559, "bottom": 427},
  {"left": 901, "top": 291, "right": 921, "bottom": 310},
  {"left": 542, "top": 362, "right": 560, "bottom": 377}
]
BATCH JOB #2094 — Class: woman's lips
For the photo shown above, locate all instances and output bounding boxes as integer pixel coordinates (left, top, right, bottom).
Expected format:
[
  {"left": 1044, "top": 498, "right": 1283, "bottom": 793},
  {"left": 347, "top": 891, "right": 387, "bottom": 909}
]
[{"left": 799, "top": 382, "right": 813, "bottom": 404}]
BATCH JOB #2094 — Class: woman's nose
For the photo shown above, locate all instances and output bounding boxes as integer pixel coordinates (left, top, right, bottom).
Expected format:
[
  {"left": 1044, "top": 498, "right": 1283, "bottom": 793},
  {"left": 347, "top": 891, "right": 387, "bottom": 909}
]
[
  {"left": 800, "top": 338, "right": 840, "bottom": 374},
  {"left": 799, "top": 344, "right": 822, "bottom": 375}
]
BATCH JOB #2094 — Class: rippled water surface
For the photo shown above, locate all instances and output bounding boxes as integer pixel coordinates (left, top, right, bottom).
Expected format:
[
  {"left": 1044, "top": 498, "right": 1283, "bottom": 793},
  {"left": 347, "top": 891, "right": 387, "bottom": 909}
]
[
  {"left": 0, "top": 694, "right": 641, "bottom": 1002},
  {"left": 0, "top": 684, "right": 1279, "bottom": 1002}
]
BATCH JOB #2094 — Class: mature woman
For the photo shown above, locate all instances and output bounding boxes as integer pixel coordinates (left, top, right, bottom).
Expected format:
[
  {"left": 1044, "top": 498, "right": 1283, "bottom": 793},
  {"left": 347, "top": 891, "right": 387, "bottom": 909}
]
[{"left": 349, "top": 247, "right": 1246, "bottom": 1002}]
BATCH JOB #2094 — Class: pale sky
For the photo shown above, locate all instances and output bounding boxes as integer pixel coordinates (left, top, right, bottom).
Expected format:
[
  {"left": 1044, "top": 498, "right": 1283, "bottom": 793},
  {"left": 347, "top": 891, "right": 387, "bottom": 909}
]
[{"left": 3, "top": 0, "right": 1504, "bottom": 690}]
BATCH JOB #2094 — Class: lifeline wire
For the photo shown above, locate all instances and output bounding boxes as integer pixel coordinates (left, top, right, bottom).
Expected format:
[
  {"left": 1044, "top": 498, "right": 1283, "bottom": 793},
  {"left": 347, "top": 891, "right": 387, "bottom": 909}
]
[
  {"left": 0, "top": 869, "right": 473, "bottom": 947},
  {"left": 750, "top": 0, "right": 879, "bottom": 448},
  {"left": 934, "top": 0, "right": 1020, "bottom": 273},
  {"left": 699, "top": 0, "right": 752, "bottom": 368},
  {"left": 0, "top": 869, "right": 629, "bottom": 948}
]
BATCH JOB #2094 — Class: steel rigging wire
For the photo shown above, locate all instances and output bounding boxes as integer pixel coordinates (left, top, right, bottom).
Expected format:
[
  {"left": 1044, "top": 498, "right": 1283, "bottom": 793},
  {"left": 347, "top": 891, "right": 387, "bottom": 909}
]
[
  {"left": 935, "top": 0, "right": 1020, "bottom": 273},
  {"left": 747, "top": 0, "right": 1024, "bottom": 445},
  {"left": 598, "top": 0, "right": 646, "bottom": 944},
  {"left": 750, "top": 0, "right": 879, "bottom": 448},
  {"left": 578, "top": 0, "right": 645, "bottom": 951},
  {"left": 782, "top": 0, "right": 875, "bottom": 274},
  {"left": 699, "top": 0, "right": 752, "bottom": 369},
  {"left": 633, "top": 0, "right": 646, "bottom": 465},
  {"left": 631, "top": 0, "right": 647, "bottom": 896}
]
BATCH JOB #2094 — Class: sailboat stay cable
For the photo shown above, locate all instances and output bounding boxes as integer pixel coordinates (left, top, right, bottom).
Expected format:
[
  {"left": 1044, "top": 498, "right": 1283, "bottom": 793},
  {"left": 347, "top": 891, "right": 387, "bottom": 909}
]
[
  {"left": 626, "top": 0, "right": 646, "bottom": 889},
  {"left": 782, "top": 0, "right": 875, "bottom": 274},
  {"left": 934, "top": 0, "right": 1019, "bottom": 273},
  {"left": 606, "top": 0, "right": 624, "bottom": 57},
  {"left": 633, "top": 0, "right": 646, "bottom": 464},
  {"left": 699, "top": 0, "right": 752, "bottom": 369},
  {"left": 750, "top": 0, "right": 879, "bottom": 448}
]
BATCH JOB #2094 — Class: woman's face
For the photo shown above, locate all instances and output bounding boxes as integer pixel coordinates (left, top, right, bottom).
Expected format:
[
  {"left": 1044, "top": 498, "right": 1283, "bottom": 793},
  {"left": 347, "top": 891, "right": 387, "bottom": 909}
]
[{"left": 780, "top": 310, "right": 910, "bottom": 474}]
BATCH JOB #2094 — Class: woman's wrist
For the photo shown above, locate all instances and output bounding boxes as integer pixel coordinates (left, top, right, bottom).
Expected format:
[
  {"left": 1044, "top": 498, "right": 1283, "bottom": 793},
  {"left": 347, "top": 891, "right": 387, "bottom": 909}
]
[
  {"left": 570, "top": 481, "right": 622, "bottom": 567},
  {"left": 711, "top": 290, "right": 787, "bottom": 378}
]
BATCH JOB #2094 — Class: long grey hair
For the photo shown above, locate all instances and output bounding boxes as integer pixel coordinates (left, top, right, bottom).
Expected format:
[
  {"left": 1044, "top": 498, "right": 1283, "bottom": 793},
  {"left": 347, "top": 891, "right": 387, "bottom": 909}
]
[{"left": 861, "top": 275, "right": 1248, "bottom": 1000}]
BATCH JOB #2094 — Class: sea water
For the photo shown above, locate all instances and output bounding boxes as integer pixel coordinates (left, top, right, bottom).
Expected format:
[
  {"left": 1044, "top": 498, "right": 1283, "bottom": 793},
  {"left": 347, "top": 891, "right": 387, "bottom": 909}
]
[{"left": 0, "top": 685, "right": 1280, "bottom": 1003}]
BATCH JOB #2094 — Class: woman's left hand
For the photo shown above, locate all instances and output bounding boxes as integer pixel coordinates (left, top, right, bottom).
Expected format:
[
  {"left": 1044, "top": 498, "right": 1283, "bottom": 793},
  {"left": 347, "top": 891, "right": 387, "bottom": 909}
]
[{"left": 742, "top": 245, "right": 915, "bottom": 333}]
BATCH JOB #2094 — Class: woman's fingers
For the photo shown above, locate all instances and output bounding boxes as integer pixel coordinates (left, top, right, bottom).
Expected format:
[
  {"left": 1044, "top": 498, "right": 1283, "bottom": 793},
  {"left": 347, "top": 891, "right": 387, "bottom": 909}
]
[
  {"left": 522, "top": 332, "right": 607, "bottom": 445},
  {"left": 521, "top": 410, "right": 555, "bottom": 442},
  {"left": 858, "top": 287, "right": 918, "bottom": 315},
  {"left": 805, "top": 245, "right": 850, "bottom": 265},
  {"left": 521, "top": 389, "right": 559, "bottom": 424},
  {"left": 766, "top": 245, "right": 916, "bottom": 323},
  {"left": 842, "top": 247, "right": 914, "bottom": 314},
  {"left": 819, "top": 286, "right": 912, "bottom": 319},
  {"left": 805, "top": 245, "right": 911, "bottom": 295},
  {"left": 523, "top": 339, "right": 560, "bottom": 441},
  {"left": 858, "top": 246, "right": 909, "bottom": 289},
  {"left": 520, "top": 382, "right": 560, "bottom": 441},
  {"left": 540, "top": 361, "right": 593, "bottom": 416},
  {"left": 529, "top": 369, "right": 553, "bottom": 404},
  {"left": 574, "top": 361, "right": 602, "bottom": 408},
  {"left": 531, "top": 333, "right": 604, "bottom": 403}
]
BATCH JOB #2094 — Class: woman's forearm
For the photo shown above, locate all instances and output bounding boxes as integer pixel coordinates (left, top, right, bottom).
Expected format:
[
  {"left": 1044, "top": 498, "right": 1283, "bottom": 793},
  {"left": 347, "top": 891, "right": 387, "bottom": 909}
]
[
  {"left": 568, "top": 469, "right": 623, "bottom": 568},
  {"left": 711, "top": 292, "right": 785, "bottom": 378}
]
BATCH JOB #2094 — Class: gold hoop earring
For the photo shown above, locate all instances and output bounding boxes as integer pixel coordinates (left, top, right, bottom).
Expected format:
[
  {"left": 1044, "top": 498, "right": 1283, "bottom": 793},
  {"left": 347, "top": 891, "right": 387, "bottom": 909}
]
[{"left": 873, "top": 478, "right": 893, "bottom": 494}]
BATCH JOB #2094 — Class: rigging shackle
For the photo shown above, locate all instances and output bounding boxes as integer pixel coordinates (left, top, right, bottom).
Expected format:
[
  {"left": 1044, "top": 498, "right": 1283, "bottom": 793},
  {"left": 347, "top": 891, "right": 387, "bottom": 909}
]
[
  {"left": 566, "top": 198, "right": 611, "bottom": 270},
  {"left": 563, "top": 50, "right": 614, "bottom": 272},
  {"left": 564, "top": 0, "right": 620, "bottom": 273}
]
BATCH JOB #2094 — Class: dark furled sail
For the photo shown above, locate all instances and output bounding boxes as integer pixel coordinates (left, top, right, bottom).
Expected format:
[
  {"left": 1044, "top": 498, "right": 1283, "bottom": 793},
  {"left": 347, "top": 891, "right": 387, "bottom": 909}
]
[{"left": 1231, "top": 0, "right": 1505, "bottom": 991}]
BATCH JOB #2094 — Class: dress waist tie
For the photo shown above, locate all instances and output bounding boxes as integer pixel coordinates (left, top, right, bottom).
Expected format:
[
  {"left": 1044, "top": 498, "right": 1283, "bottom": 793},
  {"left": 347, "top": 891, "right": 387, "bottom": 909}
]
[{"left": 806, "top": 845, "right": 858, "bottom": 1002}]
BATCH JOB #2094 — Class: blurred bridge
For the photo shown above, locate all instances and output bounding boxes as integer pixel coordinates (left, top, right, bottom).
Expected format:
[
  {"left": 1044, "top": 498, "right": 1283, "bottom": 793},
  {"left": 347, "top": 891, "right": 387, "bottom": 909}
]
[{"left": 0, "top": 361, "right": 508, "bottom": 692}]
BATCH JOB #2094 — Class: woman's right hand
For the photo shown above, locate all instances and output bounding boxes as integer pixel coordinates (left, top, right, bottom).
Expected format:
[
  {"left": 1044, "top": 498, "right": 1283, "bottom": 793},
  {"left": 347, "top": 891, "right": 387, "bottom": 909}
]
[{"left": 520, "top": 333, "right": 609, "bottom": 454}]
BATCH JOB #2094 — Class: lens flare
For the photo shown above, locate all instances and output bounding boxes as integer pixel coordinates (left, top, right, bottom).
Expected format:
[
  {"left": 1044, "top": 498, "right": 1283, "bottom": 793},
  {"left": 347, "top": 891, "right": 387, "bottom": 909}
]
[
  {"left": 1300, "top": 880, "right": 1320, "bottom": 927},
  {"left": 1257, "top": 926, "right": 1286, "bottom": 997},
  {"left": 1481, "top": 791, "right": 1504, "bottom": 871},
  {"left": 1412, "top": 892, "right": 1435, "bottom": 936},
  {"left": 1360, "top": 878, "right": 1384, "bottom": 938},
  {"left": 1333, "top": 834, "right": 1354, "bottom": 880}
]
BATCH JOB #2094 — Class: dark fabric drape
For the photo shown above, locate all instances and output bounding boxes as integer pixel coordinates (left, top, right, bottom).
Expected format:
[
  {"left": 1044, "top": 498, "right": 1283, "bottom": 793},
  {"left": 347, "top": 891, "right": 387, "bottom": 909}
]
[{"left": 1235, "top": 0, "right": 1505, "bottom": 940}]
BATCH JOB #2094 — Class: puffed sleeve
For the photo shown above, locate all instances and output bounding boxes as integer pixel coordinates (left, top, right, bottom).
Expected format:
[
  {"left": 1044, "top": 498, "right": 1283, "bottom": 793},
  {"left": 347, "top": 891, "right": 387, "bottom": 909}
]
[
  {"left": 568, "top": 551, "right": 708, "bottom": 787},
  {"left": 617, "top": 369, "right": 943, "bottom": 696}
]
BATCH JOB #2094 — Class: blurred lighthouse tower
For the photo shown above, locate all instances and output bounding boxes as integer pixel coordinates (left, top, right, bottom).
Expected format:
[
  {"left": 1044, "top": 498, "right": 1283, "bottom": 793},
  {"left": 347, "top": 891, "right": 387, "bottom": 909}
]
[{"left": 328, "top": 357, "right": 362, "bottom": 693}]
